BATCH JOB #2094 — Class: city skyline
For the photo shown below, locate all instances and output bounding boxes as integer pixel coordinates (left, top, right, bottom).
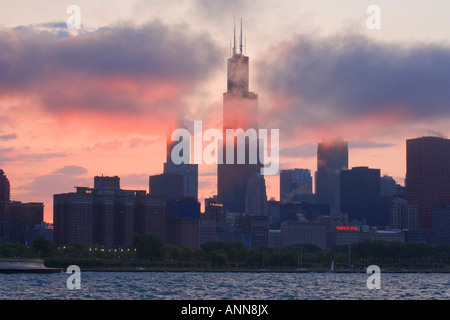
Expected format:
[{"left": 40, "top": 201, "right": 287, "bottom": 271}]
[{"left": 1, "top": 1, "right": 450, "bottom": 222}]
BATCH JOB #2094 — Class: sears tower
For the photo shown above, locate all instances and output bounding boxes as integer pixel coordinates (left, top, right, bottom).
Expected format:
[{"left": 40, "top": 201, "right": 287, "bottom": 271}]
[{"left": 217, "top": 20, "right": 261, "bottom": 213}]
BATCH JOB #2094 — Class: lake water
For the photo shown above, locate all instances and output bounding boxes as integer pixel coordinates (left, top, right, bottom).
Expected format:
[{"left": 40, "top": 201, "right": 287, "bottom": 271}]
[{"left": 0, "top": 271, "right": 449, "bottom": 300}]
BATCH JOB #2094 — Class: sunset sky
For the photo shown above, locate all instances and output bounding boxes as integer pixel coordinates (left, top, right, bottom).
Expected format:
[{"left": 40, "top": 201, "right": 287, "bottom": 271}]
[{"left": 1, "top": 0, "right": 450, "bottom": 223}]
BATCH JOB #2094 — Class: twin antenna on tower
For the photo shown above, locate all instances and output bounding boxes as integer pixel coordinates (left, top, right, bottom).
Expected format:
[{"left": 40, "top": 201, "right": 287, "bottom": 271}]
[{"left": 231, "top": 18, "right": 246, "bottom": 57}]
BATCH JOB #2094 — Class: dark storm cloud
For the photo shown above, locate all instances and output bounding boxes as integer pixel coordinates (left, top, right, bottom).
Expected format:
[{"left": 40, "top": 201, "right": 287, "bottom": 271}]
[
  {"left": 44, "top": 24, "right": 220, "bottom": 79},
  {"left": 194, "top": 0, "right": 252, "bottom": 19},
  {"left": 258, "top": 32, "right": 450, "bottom": 128},
  {"left": 0, "top": 21, "right": 223, "bottom": 114}
]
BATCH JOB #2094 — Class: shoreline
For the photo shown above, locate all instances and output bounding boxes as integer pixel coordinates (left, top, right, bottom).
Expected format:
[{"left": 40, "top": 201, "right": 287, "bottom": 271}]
[
  {"left": 0, "top": 258, "right": 60, "bottom": 274},
  {"left": 77, "top": 267, "right": 450, "bottom": 274},
  {"left": 2, "top": 258, "right": 449, "bottom": 274},
  {"left": 2, "top": 266, "right": 450, "bottom": 274}
]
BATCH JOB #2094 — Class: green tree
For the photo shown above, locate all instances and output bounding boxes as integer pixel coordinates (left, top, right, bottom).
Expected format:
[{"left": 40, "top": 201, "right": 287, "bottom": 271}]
[
  {"left": 132, "top": 233, "right": 165, "bottom": 261},
  {"left": 192, "top": 248, "right": 206, "bottom": 262},
  {"left": 211, "top": 249, "right": 228, "bottom": 267},
  {"left": 0, "top": 242, "right": 34, "bottom": 258},
  {"left": 32, "top": 237, "right": 57, "bottom": 258},
  {"left": 169, "top": 246, "right": 181, "bottom": 261},
  {"left": 180, "top": 247, "right": 193, "bottom": 261}
]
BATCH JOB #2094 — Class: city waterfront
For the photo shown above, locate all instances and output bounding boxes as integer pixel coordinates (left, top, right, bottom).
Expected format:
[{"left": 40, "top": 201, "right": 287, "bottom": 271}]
[{"left": 0, "top": 271, "right": 449, "bottom": 300}]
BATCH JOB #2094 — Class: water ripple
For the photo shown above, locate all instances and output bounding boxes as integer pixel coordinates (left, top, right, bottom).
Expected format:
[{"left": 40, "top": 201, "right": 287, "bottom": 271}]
[{"left": 0, "top": 272, "right": 449, "bottom": 300}]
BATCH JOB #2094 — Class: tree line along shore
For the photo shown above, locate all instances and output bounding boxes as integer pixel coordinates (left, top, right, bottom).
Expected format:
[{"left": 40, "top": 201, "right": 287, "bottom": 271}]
[{"left": 1, "top": 234, "right": 450, "bottom": 272}]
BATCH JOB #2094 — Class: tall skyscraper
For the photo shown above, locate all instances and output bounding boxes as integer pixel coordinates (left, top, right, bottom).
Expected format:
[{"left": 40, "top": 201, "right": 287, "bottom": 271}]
[
  {"left": 217, "top": 20, "right": 261, "bottom": 213},
  {"left": 316, "top": 137, "right": 348, "bottom": 212},
  {"left": 340, "top": 166, "right": 389, "bottom": 226},
  {"left": 0, "top": 169, "right": 10, "bottom": 243},
  {"left": 406, "top": 136, "right": 450, "bottom": 237},
  {"left": 380, "top": 175, "right": 397, "bottom": 197},
  {"left": 149, "top": 172, "right": 184, "bottom": 199},
  {"left": 165, "top": 197, "right": 200, "bottom": 249},
  {"left": 245, "top": 173, "right": 268, "bottom": 216},
  {"left": 280, "top": 169, "right": 313, "bottom": 204},
  {"left": 164, "top": 129, "right": 198, "bottom": 200}
]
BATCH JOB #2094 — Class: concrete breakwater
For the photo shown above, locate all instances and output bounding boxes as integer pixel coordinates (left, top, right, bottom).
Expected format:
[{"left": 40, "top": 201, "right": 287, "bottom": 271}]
[{"left": 0, "top": 258, "right": 60, "bottom": 273}]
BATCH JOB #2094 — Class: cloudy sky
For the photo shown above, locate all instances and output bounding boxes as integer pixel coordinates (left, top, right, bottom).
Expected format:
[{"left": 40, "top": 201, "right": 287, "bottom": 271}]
[{"left": 1, "top": 0, "right": 450, "bottom": 222}]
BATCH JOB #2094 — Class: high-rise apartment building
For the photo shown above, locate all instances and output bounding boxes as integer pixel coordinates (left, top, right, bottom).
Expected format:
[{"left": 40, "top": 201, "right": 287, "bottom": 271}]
[
  {"left": 316, "top": 138, "right": 348, "bottom": 212},
  {"left": 54, "top": 176, "right": 145, "bottom": 247},
  {"left": 54, "top": 187, "right": 94, "bottom": 245},
  {"left": 406, "top": 136, "right": 450, "bottom": 237},
  {"left": 217, "top": 21, "right": 261, "bottom": 213},
  {"left": 135, "top": 193, "right": 166, "bottom": 240}
]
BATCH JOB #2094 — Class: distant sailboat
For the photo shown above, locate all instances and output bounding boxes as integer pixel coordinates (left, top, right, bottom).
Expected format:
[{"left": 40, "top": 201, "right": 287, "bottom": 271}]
[
  {"left": 296, "top": 247, "right": 306, "bottom": 271},
  {"left": 330, "top": 260, "right": 334, "bottom": 272}
]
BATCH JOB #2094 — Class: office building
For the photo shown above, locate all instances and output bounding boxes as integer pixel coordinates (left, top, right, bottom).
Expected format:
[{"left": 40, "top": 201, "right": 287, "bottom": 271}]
[
  {"left": 199, "top": 211, "right": 217, "bottom": 246},
  {"left": 164, "top": 130, "right": 198, "bottom": 200},
  {"left": 24, "top": 222, "right": 53, "bottom": 245},
  {"left": 389, "top": 198, "right": 419, "bottom": 230},
  {"left": 380, "top": 175, "right": 397, "bottom": 197},
  {"left": 280, "top": 221, "right": 326, "bottom": 249},
  {"left": 149, "top": 172, "right": 184, "bottom": 199},
  {"left": 248, "top": 215, "right": 269, "bottom": 248},
  {"left": 217, "top": 21, "right": 261, "bottom": 213},
  {"left": 280, "top": 169, "right": 313, "bottom": 204},
  {"left": 245, "top": 173, "right": 268, "bottom": 216},
  {"left": 406, "top": 136, "right": 450, "bottom": 237},
  {"left": 233, "top": 213, "right": 269, "bottom": 249},
  {"left": 165, "top": 197, "right": 201, "bottom": 250},
  {"left": 326, "top": 226, "right": 360, "bottom": 248},
  {"left": 199, "top": 197, "right": 225, "bottom": 245},
  {"left": 280, "top": 202, "right": 330, "bottom": 224},
  {"left": 317, "top": 212, "right": 349, "bottom": 232},
  {"left": 9, "top": 201, "right": 44, "bottom": 244},
  {"left": 340, "top": 166, "right": 389, "bottom": 226},
  {"left": 316, "top": 137, "right": 348, "bottom": 212},
  {"left": 359, "top": 230, "right": 405, "bottom": 242},
  {"left": 267, "top": 198, "right": 280, "bottom": 229},
  {"left": 268, "top": 229, "right": 282, "bottom": 248},
  {"left": 431, "top": 205, "right": 450, "bottom": 245},
  {"left": 205, "top": 197, "right": 234, "bottom": 242}
]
